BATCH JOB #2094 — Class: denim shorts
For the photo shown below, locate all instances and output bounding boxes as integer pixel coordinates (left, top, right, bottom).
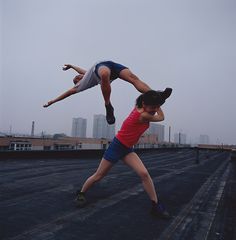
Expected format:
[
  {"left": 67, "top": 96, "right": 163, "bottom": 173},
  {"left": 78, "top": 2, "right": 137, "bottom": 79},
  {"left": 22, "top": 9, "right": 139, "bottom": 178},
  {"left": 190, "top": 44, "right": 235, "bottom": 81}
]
[
  {"left": 103, "top": 137, "right": 134, "bottom": 164},
  {"left": 95, "top": 61, "right": 128, "bottom": 80}
]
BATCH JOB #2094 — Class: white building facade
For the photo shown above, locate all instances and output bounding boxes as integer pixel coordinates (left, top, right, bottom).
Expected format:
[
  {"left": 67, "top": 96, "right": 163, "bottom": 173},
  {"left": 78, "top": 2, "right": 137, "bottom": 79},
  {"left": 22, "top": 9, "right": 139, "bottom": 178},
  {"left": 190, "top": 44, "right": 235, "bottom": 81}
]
[
  {"left": 71, "top": 118, "right": 87, "bottom": 138},
  {"left": 93, "top": 114, "right": 115, "bottom": 139}
]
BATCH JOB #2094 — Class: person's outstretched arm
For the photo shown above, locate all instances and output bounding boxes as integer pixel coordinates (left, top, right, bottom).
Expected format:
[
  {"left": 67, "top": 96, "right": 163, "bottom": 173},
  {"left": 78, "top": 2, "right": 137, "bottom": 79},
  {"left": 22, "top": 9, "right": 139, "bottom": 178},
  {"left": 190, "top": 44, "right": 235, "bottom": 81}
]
[
  {"left": 43, "top": 87, "right": 77, "bottom": 107},
  {"left": 139, "top": 107, "right": 165, "bottom": 122},
  {"left": 63, "top": 64, "right": 86, "bottom": 75}
]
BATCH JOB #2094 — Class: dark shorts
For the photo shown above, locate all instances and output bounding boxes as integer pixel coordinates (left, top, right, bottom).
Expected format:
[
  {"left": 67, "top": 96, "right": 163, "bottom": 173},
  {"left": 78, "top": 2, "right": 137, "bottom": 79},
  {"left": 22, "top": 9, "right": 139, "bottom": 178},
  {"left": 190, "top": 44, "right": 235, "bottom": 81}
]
[
  {"left": 95, "top": 61, "right": 128, "bottom": 80},
  {"left": 103, "top": 137, "right": 134, "bottom": 164}
]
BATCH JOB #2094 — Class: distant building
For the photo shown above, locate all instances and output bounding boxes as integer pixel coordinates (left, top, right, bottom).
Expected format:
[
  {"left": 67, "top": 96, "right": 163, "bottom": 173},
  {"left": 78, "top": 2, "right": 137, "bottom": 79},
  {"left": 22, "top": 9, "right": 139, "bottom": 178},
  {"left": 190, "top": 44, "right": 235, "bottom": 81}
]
[
  {"left": 174, "top": 133, "right": 187, "bottom": 144},
  {"left": 199, "top": 134, "right": 210, "bottom": 144},
  {"left": 9, "top": 141, "right": 32, "bottom": 151},
  {"left": 107, "top": 124, "right": 115, "bottom": 140},
  {"left": 146, "top": 123, "right": 165, "bottom": 143},
  {"left": 93, "top": 114, "right": 115, "bottom": 139},
  {"left": 71, "top": 118, "right": 87, "bottom": 138},
  {"left": 0, "top": 136, "right": 109, "bottom": 151}
]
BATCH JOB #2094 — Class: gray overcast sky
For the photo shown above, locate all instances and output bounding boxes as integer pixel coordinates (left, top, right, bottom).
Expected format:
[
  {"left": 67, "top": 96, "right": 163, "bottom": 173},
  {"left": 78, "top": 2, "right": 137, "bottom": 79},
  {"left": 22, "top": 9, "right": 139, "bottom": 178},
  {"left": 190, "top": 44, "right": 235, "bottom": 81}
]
[{"left": 0, "top": 0, "right": 236, "bottom": 144}]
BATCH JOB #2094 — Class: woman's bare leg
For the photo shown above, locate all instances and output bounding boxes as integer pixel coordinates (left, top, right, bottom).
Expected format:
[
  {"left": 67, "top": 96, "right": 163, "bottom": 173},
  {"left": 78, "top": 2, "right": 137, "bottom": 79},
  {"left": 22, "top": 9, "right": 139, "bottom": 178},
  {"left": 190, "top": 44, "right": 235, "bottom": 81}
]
[
  {"left": 122, "top": 152, "right": 158, "bottom": 203},
  {"left": 119, "top": 69, "right": 151, "bottom": 93},
  {"left": 81, "top": 158, "right": 113, "bottom": 193}
]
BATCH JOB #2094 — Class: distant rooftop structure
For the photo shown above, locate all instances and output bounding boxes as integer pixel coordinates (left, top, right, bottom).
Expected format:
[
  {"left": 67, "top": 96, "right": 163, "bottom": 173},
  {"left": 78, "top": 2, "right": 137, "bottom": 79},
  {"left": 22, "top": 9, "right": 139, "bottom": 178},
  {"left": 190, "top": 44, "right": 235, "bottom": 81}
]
[
  {"left": 146, "top": 123, "right": 165, "bottom": 143},
  {"left": 174, "top": 133, "right": 187, "bottom": 145},
  {"left": 31, "top": 121, "right": 35, "bottom": 137},
  {"left": 199, "top": 134, "right": 210, "bottom": 144}
]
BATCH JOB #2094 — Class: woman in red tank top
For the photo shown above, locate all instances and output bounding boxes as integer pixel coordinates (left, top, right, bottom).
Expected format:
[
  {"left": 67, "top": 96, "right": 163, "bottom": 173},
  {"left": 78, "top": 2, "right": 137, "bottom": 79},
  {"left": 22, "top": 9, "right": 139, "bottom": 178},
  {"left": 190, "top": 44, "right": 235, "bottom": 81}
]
[{"left": 76, "top": 89, "right": 172, "bottom": 219}]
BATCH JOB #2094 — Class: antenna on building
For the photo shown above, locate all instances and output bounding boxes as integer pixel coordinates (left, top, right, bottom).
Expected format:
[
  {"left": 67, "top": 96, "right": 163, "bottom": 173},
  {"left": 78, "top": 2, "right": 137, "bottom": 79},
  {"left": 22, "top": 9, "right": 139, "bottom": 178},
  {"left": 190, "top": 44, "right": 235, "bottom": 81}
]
[
  {"left": 168, "top": 126, "right": 171, "bottom": 143},
  {"left": 31, "top": 121, "right": 35, "bottom": 137}
]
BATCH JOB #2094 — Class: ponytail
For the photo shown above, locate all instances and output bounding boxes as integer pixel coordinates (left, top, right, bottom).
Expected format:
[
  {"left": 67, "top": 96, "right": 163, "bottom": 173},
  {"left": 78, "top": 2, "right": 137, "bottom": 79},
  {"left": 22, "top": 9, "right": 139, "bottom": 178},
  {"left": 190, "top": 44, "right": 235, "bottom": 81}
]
[{"left": 136, "top": 94, "right": 145, "bottom": 108}]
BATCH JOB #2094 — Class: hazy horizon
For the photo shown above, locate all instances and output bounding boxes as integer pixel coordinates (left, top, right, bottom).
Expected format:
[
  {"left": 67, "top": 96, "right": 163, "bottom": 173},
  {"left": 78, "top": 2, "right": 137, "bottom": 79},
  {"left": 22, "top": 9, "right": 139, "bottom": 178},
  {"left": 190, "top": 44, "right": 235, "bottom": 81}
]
[
  {"left": 1, "top": 0, "right": 236, "bottom": 145},
  {"left": 0, "top": 116, "right": 222, "bottom": 145}
]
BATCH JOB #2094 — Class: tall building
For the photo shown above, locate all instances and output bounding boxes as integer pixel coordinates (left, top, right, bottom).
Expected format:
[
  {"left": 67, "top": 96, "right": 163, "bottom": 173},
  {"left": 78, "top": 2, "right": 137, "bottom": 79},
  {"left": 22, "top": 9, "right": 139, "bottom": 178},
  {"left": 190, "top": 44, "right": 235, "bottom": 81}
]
[
  {"left": 199, "top": 134, "right": 210, "bottom": 144},
  {"left": 107, "top": 124, "right": 115, "bottom": 140},
  {"left": 146, "top": 123, "right": 165, "bottom": 143},
  {"left": 93, "top": 114, "right": 115, "bottom": 139},
  {"left": 174, "top": 133, "right": 187, "bottom": 144},
  {"left": 71, "top": 118, "right": 87, "bottom": 138}
]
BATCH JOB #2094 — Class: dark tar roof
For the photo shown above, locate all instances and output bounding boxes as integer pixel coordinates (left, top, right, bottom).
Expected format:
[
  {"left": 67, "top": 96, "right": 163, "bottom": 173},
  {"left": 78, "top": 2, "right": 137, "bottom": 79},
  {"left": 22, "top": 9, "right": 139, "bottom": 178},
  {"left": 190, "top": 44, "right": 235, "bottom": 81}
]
[{"left": 0, "top": 148, "right": 235, "bottom": 240}]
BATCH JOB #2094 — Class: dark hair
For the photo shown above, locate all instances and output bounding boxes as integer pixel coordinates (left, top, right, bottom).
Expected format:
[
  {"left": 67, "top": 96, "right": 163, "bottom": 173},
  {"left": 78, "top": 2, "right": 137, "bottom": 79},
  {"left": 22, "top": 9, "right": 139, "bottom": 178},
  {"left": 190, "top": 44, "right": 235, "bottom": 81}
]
[{"left": 136, "top": 90, "right": 165, "bottom": 108}]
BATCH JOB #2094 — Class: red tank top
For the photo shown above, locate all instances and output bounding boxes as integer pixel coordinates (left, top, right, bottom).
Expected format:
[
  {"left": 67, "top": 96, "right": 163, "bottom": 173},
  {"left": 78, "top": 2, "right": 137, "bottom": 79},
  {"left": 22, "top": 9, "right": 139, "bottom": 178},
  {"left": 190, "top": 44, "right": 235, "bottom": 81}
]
[{"left": 116, "top": 108, "right": 149, "bottom": 147}]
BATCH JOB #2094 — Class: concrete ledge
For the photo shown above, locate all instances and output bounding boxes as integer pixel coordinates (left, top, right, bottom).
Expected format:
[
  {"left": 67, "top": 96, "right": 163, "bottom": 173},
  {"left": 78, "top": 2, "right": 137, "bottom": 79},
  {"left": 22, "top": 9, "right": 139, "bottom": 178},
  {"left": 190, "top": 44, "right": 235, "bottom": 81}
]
[
  {"left": 0, "top": 149, "right": 105, "bottom": 159},
  {"left": 0, "top": 147, "right": 186, "bottom": 160},
  {"left": 0, "top": 147, "right": 229, "bottom": 160}
]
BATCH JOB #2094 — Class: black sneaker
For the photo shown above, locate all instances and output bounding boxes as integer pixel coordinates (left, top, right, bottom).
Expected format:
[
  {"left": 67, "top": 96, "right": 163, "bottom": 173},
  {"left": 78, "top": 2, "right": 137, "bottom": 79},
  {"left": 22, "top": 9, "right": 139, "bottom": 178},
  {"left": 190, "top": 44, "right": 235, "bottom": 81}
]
[
  {"left": 157, "top": 88, "right": 172, "bottom": 106},
  {"left": 150, "top": 201, "right": 170, "bottom": 219},
  {"left": 161, "top": 88, "right": 172, "bottom": 101},
  {"left": 75, "top": 191, "right": 87, "bottom": 208},
  {"left": 105, "top": 102, "right": 115, "bottom": 124}
]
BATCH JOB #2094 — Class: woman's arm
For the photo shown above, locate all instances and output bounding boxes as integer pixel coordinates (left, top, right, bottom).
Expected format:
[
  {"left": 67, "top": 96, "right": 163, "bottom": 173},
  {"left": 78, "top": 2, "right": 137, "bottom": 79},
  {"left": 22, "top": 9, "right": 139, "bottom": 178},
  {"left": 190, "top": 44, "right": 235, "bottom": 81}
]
[
  {"left": 43, "top": 87, "right": 78, "bottom": 107},
  {"left": 63, "top": 64, "right": 86, "bottom": 75},
  {"left": 139, "top": 107, "right": 165, "bottom": 122}
]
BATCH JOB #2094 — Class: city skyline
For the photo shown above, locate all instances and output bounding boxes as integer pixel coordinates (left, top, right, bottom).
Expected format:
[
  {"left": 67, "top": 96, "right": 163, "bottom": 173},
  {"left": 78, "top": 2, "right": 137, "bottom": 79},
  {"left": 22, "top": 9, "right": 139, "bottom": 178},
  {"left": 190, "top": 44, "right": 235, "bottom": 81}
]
[{"left": 0, "top": 116, "right": 225, "bottom": 145}]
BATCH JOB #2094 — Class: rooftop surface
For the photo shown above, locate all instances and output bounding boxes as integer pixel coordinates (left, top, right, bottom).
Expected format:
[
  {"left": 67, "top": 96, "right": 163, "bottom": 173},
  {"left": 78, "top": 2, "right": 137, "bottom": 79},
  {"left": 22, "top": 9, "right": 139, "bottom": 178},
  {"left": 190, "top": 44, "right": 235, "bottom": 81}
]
[{"left": 0, "top": 149, "right": 235, "bottom": 240}]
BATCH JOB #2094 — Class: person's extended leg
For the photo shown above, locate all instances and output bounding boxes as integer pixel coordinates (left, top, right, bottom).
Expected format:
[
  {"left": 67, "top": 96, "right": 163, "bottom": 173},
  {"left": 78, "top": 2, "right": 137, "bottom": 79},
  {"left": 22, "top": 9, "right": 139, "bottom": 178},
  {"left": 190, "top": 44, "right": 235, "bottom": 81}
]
[
  {"left": 81, "top": 158, "right": 113, "bottom": 193},
  {"left": 119, "top": 68, "right": 172, "bottom": 103},
  {"left": 119, "top": 68, "right": 151, "bottom": 93},
  {"left": 122, "top": 152, "right": 158, "bottom": 203},
  {"left": 98, "top": 66, "right": 115, "bottom": 124},
  {"left": 75, "top": 158, "right": 113, "bottom": 207},
  {"left": 122, "top": 152, "right": 170, "bottom": 219}
]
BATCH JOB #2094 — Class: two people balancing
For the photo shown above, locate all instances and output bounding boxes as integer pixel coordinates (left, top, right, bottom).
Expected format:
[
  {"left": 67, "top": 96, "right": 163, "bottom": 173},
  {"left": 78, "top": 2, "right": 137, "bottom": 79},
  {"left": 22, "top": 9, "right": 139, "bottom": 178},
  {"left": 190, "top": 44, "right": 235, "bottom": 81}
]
[{"left": 43, "top": 60, "right": 172, "bottom": 218}]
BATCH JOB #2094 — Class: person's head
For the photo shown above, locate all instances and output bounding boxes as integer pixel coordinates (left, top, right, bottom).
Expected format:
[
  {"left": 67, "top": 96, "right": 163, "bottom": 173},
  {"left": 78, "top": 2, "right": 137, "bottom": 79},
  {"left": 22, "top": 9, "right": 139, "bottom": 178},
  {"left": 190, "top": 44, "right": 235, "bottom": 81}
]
[
  {"left": 136, "top": 90, "right": 165, "bottom": 114},
  {"left": 73, "top": 74, "right": 84, "bottom": 85}
]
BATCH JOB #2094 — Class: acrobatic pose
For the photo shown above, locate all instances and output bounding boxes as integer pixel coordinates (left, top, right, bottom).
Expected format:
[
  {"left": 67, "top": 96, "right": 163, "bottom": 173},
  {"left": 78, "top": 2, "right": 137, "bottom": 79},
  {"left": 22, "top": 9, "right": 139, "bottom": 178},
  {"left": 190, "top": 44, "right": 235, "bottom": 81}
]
[
  {"left": 75, "top": 89, "right": 172, "bottom": 219},
  {"left": 43, "top": 60, "right": 171, "bottom": 124}
]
